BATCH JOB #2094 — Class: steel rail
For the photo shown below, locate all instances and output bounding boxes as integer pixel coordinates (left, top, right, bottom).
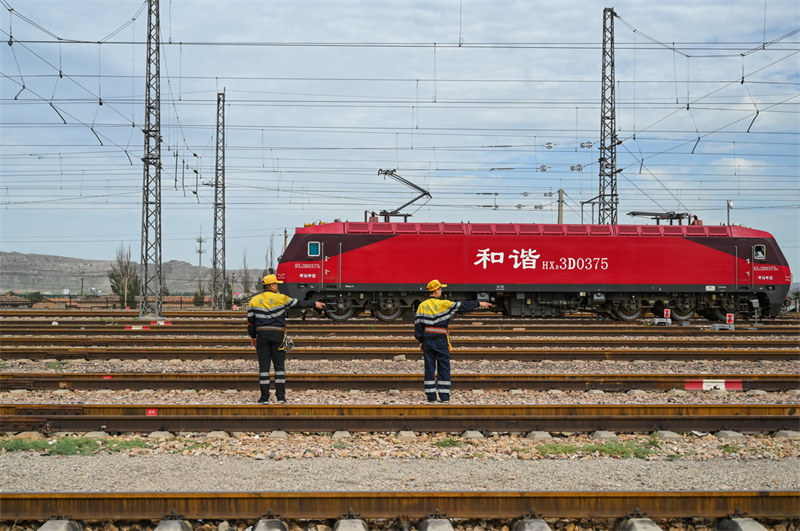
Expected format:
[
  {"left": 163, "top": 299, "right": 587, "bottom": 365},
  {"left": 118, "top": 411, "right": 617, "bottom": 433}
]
[
  {"left": 0, "top": 312, "right": 611, "bottom": 324},
  {"left": 2, "top": 372, "right": 798, "bottom": 392},
  {"left": 2, "top": 346, "right": 797, "bottom": 361},
  {"left": 4, "top": 308, "right": 798, "bottom": 322},
  {"left": 1, "top": 491, "right": 798, "bottom": 519},
  {"left": 1, "top": 404, "right": 797, "bottom": 433},
  {"left": 2, "top": 336, "right": 796, "bottom": 349},
  {"left": 3, "top": 323, "right": 797, "bottom": 336},
  {"left": 0, "top": 310, "right": 700, "bottom": 321}
]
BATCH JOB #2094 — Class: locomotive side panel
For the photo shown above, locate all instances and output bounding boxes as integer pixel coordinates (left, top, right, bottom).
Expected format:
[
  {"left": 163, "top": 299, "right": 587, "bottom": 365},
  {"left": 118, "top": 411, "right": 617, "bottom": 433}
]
[{"left": 301, "top": 233, "right": 751, "bottom": 287}]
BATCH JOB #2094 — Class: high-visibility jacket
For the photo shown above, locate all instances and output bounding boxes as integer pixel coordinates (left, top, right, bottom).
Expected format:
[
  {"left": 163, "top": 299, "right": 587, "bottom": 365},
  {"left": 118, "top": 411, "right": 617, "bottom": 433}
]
[
  {"left": 414, "top": 297, "right": 479, "bottom": 342},
  {"left": 247, "top": 291, "right": 316, "bottom": 337}
]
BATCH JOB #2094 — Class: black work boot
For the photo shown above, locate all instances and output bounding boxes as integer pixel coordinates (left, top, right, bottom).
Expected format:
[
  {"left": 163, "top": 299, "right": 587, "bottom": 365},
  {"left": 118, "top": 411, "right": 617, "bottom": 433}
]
[{"left": 258, "top": 384, "right": 271, "bottom": 404}]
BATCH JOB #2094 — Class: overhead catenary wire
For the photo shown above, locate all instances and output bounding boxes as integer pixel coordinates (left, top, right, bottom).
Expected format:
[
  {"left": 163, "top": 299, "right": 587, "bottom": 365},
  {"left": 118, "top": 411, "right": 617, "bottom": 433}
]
[{"left": 1, "top": 1, "right": 797, "bottom": 267}]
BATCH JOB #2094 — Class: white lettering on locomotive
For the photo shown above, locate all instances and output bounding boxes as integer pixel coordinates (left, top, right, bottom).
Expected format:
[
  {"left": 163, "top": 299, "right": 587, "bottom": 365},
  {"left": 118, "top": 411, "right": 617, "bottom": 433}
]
[
  {"left": 474, "top": 248, "right": 505, "bottom": 269},
  {"left": 474, "top": 249, "right": 608, "bottom": 271},
  {"left": 510, "top": 249, "right": 541, "bottom": 269},
  {"left": 753, "top": 265, "right": 778, "bottom": 271}
]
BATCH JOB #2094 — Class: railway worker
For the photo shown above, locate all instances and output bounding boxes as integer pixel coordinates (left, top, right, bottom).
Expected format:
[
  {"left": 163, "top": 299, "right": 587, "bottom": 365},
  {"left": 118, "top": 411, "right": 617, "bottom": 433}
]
[
  {"left": 414, "top": 279, "right": 492, "bottom": 402},
  {"left": 247, "top": 274, "right": 326, "bottom": 404}
]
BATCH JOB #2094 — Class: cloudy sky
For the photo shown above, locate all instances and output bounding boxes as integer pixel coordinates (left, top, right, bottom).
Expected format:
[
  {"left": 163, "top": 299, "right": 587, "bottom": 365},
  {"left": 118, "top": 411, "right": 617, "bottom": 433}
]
[{"left": 1, "top": 0, "right": 798, "bottom": 290}]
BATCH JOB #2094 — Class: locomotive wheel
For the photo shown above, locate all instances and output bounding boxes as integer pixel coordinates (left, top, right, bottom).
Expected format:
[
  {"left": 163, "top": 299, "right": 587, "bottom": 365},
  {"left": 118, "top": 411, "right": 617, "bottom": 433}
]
[
  {"left": 669, "top": 302, "right": 696, "bottom": 321},
  {"left": 373, "top": 307, "right": 405, "bottom": 321},
  {"left": 614, "top": 301, "right": 644, "bottom": 321},
  {"left": 704, "top": 306, "right": 732, "bottom": 322},
  {"left": 325, "top": 305, "right": 356, "bottom": 321}
]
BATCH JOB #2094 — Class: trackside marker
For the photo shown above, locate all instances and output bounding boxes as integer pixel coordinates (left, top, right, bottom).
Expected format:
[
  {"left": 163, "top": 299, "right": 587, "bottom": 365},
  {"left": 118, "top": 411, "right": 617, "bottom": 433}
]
[
  {"left": 124, "top": 325, "right": 150, "bottom": 330},
  {"left": 151, "top": 320, "right": 172, "bottom": 326},
  {"left": 145, "top": 408, "right": 158, "bottom": 416},
  {"left": 685, "top": 379, "right": 743, "bottom": 391}
]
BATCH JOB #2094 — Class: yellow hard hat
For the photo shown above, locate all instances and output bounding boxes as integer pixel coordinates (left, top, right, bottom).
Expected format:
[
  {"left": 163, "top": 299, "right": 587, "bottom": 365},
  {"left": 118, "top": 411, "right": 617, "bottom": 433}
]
[
  {"left": 426, "top": 279, "right": 447, "bottom": 291},
  {"left": 262, "top": 274, "right": 283, "bottom": 285}
]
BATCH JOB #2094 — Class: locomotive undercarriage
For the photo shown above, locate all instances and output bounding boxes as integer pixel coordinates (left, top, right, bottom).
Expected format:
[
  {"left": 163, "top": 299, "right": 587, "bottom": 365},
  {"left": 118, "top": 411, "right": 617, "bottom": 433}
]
[
  {"left": 311, "top": 289, "right": 770, "bottom": 322},
  {"left": 321, "top": 292, "right": 417, "bottom": 322},
  {"left": 499, "top": 291, "right": 740, "bottom": 320},
  {"left": 502, "top": 292, "right": 582, "bottom": 318},
  {"left": 591, "top": 292, "right": 766, "bottom": 322}
]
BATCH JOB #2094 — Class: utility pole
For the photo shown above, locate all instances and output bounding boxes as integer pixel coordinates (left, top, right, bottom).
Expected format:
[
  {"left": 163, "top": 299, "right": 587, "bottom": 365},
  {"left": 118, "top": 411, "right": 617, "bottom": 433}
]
[
  {"left": 195, "top": 235, "right": 206, "bottom": 291},
  {"left": 557, "top": 189, "right": 564, "bottom": 224},
  {"left": 211, "top": 91, "right": 227, "bottom": 310},
  {"left": 139, "top": 0, "right": 163, "bottom": 317},
  {"left": 598, "top": 7, "right": 619, "bottom": 225}
]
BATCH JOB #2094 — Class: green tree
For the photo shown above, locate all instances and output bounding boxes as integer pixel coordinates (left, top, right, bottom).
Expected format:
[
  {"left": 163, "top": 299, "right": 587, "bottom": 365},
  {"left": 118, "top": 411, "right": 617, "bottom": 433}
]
[
  {"left": 225, "top": 277, "right": 234, "bottom": 307},
  {"left": 26, "top": 291, "right": 46, "bottom": 304},
  {"left": 241, "top": 249, "right": 251, "bottom": 296},
  {"left": 193, "top": 286, "right": 206, "bottom": 307},
  {"left": 107, "top": 245, "right": 140, "bottom": 309}
]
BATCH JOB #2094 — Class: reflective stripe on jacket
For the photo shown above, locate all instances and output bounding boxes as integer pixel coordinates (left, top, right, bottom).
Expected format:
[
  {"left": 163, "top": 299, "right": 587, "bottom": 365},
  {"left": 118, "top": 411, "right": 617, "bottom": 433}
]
[
  {"left": 414, "top": 297, "right": 478, "bottom": 342},
  {"left": 247, "top": 291, "right": 315, "bottom": 337}
]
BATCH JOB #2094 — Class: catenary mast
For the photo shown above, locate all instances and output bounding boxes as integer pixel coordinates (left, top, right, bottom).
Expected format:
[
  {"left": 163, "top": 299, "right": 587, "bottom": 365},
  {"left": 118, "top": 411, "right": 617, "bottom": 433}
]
[
  {"left": 211, "top": 91, "right": 227, "bottom": 309},
  {"left": 139, "top": 0, "right": 163, "bottom": 317},
  {"left": 598, "top": 7, "right": 619, "bottom": 225}
]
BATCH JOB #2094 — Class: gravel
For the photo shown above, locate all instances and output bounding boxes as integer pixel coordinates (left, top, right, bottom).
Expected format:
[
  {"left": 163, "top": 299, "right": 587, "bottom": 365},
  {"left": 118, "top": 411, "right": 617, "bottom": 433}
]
[
  {"left": 2, "top": 444, "right": 799, "bottom": 493},
  {"left": 3, "top": 388, "right": 800, "bottom": 406},
  {"left": 3, "top": 357, "right": 799, "bottom": 375}
]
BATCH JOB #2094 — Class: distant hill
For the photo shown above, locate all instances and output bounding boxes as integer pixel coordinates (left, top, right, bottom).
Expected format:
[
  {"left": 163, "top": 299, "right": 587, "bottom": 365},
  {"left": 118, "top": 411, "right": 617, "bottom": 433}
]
[{"left": 0, "top": 251, "right": 262, "bottom": 295}]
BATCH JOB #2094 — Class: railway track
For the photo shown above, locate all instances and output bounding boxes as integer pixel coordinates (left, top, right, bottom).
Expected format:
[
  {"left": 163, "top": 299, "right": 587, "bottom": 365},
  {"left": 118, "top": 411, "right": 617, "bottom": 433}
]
[
  {"left": 3, "top": 309, "right": 798, "bottom": 524},
  {"left": 2, "top": 490, "right": 798, "bottom": 519},
  {"left": 3, "top": 322, "right": 798, "bottom": 336},
  {"left": 3, "top": 308, "right": 798, "bottom": 322},
  {"left": 2, "top": 345, "right": 796, "bottom": 361},
  {"left": 2, "top": 403, "right": 797, "bottom": 433},
  {"left": 2, "top": 335, "right": 797, "bottom": 349},
  {"left": 2, "top": 372, "right": 798, "bottom": 391}
]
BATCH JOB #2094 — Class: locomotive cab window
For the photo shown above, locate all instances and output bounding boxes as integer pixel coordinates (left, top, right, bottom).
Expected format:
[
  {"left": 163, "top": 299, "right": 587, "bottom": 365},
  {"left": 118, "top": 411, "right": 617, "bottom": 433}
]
[
  {"left": 754, "top": 245, "right": 766, "bottom": 261},
  {"left": 308, "top": 241, "right": 321, "bottom": 257}
]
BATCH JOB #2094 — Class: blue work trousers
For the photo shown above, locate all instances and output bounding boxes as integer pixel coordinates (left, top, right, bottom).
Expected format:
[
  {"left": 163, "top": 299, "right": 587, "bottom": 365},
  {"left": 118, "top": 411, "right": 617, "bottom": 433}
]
[
  {"left": 255, "top": 329, "right": 287, "bottom": 401},
  {"left": 421, "top": 334, "right": 451, "bottom": 402}
]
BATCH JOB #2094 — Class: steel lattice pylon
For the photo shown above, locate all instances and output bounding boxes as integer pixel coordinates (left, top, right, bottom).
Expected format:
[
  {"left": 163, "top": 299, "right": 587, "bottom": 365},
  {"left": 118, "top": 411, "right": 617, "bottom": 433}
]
[
  {"left": 139, "top": 0, "right": 162, "bottom": 317},
  {"left": 598, "top": 6, "right": 619, "bottom": 225},
  {"left": 211, "top": 91, "right": 226, "bottom": 310}
]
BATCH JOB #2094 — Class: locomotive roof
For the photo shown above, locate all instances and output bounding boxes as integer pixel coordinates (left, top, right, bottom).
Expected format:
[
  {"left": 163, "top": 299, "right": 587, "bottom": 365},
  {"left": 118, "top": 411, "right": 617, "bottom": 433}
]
[{"left": 296, "top": 221, "right": 774, "bottom": 239}]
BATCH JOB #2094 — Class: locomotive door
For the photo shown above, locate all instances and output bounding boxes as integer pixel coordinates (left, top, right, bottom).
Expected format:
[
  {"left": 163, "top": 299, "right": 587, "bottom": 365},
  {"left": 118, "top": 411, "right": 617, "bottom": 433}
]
[
  {"left": 733, "top": 245, "right": 755, "bottom": 289},
  {"left": 320, "top": 239, "right": 342, "bottom": 289}
]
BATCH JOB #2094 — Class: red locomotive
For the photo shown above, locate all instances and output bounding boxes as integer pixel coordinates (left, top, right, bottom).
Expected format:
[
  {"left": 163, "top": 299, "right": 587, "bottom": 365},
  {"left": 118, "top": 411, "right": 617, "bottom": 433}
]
[{"left": 275, "top": 221, "right": 792, "bottom": 321}]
